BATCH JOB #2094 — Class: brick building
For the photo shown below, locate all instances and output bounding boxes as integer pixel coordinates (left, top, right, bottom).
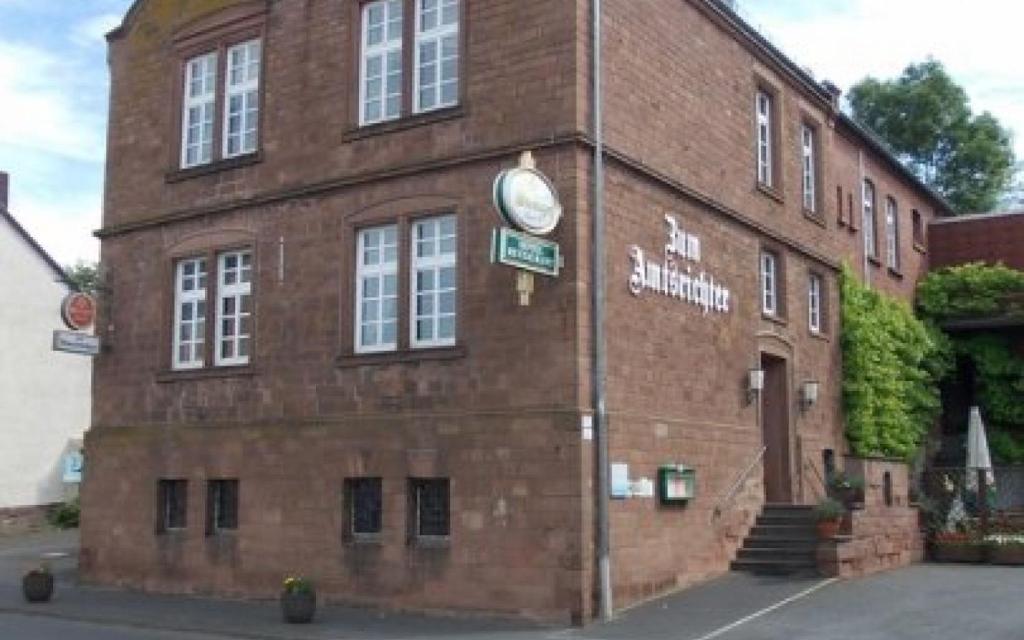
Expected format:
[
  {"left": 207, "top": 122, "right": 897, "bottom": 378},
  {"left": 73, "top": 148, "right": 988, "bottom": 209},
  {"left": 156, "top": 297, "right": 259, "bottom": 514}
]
[
  {"left": 930, "top": 210, "right": 1024, "bottom": 271},
  {"left": 82, "top": 0, "right": 949, "bottom": 622}
]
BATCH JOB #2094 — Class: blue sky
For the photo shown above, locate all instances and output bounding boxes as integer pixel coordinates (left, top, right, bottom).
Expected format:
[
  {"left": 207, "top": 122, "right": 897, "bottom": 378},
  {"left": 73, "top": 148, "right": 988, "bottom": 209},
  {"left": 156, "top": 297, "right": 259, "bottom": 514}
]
[
  {"left": 1, "top": 0, "right": 1021, "bottom": 265},
  {"left": 0, "top": 0, "right": 132, "bottom": 266}
]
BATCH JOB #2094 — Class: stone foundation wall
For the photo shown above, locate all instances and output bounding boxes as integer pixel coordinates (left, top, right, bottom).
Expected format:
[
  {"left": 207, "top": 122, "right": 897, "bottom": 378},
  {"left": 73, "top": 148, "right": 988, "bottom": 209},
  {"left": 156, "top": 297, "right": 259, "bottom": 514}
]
[
  {"left": 0, "top": 505, "right": 54, "bottom": 536},
  {"left": 817, "top": 458, "right": 924, "bottom": 578}
]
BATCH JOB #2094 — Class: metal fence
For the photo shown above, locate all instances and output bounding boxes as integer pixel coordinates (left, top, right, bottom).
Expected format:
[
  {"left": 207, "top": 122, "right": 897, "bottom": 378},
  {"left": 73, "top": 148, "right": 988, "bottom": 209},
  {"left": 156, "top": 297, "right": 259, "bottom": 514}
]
[{"left": 919, "top": 466, "right": 1024, "bottom": 534}]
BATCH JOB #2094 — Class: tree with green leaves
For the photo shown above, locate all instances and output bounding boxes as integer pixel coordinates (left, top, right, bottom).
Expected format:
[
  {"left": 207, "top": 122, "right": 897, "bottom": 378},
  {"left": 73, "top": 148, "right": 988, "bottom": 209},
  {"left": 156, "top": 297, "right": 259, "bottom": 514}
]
[
  {"left": 848, "top": 59, "right": 1016, "bottom": 215},
  {"left": 64, "top": 260, "right": 99, "bottom": 294}
]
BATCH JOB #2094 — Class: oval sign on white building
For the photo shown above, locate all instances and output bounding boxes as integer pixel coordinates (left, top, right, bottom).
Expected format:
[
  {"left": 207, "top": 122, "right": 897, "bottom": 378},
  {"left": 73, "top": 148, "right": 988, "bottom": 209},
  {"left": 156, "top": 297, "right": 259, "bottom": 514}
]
[{"left": 493, "top": 167, "right": 563, "bottom": 236}]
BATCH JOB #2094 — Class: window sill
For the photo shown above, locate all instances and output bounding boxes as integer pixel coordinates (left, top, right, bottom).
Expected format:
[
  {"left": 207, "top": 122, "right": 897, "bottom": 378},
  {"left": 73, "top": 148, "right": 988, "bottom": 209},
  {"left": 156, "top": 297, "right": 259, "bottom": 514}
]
[
  {"left": 166, "top": 152, "right": 263, "bottom": 184},
  {"left": 810, "top": 330, "right": 831, "bottom": 343},
  {"left": 336, "top": 345, "right": 466, "bottom": 368},
  {"left": 755, "top": 182, "right": 785, "bottom": 204},
  {"left": 345, "top": 533, "right": 383, "bottom": 546},
  {"left": 761, "top": 313, "right": 788, "bottom": 327},
  {"left": 913, "top": 243, "right": 927, "bottom": 255},
  {"left": 867, "top": 256, "right": 882, "bottom": 268},
  {"left": 802, "top": 210, "right": 827, "bottom": 228},
  {"left": 156, "top": 365, "right": 257, "bottom": 383},
  {"left": 343, "top": 106, "right": 465, "bottom": 143},
  {"left": 888, "top": 267, "right": 904, "bottom": 280},
  {"left": 409, "top": 536, "right": 451, "bottom": 550}
]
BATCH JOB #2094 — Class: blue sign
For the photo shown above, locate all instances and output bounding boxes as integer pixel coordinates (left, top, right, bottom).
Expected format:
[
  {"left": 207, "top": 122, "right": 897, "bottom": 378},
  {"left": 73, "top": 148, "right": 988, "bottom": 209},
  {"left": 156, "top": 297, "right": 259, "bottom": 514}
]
[{"left": 62, "top": 451, "right": 83, "bottom": 484}]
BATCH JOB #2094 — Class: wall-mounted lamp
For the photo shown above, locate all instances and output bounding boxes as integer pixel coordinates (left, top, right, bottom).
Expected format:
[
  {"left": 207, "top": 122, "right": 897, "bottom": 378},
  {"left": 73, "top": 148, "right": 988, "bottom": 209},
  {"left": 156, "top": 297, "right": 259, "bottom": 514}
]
[
  {"left": 800, "top": 380, "right": 820, "bottom": 412},
  {"left": 746, "top": 368, "right": 765, "bottom": 404}
]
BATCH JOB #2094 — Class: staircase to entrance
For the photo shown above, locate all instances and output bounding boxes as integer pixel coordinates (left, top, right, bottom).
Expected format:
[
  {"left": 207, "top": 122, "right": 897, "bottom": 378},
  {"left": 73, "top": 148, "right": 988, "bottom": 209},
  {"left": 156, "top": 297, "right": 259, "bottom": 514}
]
[{"left": 731, "top": 504, "right": 820, "bottom": 575}]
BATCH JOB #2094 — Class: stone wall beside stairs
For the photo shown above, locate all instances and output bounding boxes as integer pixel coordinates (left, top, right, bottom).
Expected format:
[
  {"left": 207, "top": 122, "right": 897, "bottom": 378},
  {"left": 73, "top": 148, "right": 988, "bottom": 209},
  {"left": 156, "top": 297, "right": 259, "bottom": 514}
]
[{"left": 817, "top": 458, "right": 925, "bottom": 578}]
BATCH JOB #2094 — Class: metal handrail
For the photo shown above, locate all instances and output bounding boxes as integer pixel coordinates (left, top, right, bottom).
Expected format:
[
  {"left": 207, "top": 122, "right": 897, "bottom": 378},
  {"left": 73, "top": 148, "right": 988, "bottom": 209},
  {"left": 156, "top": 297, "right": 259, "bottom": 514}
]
[
  {"left": 712, "top": 445, "right": 767, "bottom": 522},
  {"left": 804, "top": 457, "right": 828, "bottom": 502}
]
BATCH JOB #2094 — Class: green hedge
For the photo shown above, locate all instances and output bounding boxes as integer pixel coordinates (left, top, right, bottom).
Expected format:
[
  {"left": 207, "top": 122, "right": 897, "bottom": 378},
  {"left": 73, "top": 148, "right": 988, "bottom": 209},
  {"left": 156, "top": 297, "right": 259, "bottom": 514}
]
[{"left": 841, "top": 267, "right": 949, "bottom": 459}]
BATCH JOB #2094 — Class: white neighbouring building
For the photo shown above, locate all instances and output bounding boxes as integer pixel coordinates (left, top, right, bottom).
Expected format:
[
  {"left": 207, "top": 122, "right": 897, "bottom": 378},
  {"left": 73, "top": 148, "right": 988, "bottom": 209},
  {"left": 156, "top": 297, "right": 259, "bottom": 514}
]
[{"left": 0, "top": 172, "right": 92, "bottom": 532}]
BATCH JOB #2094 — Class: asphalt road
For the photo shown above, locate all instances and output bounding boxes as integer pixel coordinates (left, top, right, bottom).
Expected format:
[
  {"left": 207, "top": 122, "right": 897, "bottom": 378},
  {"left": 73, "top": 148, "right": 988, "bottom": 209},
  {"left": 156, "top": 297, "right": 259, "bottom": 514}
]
[
  {"left": 2, "top": 530, "right": 1023, "bottom": 640},
  {"left": 0, "top": 612, "right": 236, "bottom": 640}
]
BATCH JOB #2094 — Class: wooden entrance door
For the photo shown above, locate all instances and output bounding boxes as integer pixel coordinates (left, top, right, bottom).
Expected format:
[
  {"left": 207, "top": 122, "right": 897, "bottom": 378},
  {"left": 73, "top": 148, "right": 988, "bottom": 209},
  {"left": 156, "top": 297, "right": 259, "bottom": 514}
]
[{"left": 761, "top": 353, "right": 793, "bottom": 503}]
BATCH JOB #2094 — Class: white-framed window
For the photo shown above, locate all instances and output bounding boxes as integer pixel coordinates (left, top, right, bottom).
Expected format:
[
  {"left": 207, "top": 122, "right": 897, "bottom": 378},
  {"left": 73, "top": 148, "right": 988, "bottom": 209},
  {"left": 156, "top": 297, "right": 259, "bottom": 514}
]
[
  {"left": 173, "top": 257, "right": 208, "bottom": 370},
  {"left": 360, "top": 0, "right": 404, "bottom": 125},
  {"left": 760, "top": 251, "right": 778, "bottom": 317},
  {"left": 355, "top": 225, "right": 399, "bottom": 353},
  {"left": 181, "top": 52, "right": 218, "bottom": 168},
  {"left": 808, "top": 273, "right": 823, "bottom": 334},
  {"left": 223, "top": 39, "right": 261, "bottom": 158},
  {"left": 863, "top": 180, "right": 878, "bottom": 259},
  {"left": 414, "top": 0, "right": 459, "bottom": 113},
  {"left": 801, "top": 124, "right": 816, "bottom": 212},
  {"left": 885, "top": 197, "right": 900, "bottom": 270},
  {"left": 411, "top": 215, "right": 457, "bottom": 348},
  {"left": 756, "top": 90, "right": 773, "bottom": 187},
  {"left": 215, "top": 250, "right": 253, "bottom": 366}
]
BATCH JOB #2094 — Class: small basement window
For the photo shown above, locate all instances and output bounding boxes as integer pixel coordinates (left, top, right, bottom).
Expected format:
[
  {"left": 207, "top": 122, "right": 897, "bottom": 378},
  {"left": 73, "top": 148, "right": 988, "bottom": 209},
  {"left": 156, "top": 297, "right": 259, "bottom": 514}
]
[{"left": 409, "top": 477, "right": 450, "bottom": 540}]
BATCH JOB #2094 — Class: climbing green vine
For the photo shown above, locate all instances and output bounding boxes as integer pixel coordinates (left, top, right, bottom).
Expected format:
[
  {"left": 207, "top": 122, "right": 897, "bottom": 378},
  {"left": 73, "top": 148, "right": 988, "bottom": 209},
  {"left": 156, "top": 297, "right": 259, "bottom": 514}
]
[
  {"left": 917, "top": 262, "right": 1024, "bottom": 322},
  {"left": 841, "top": 267, "right": 949, "bottom": 460},
  {"left": 917, "top": 263, "right": 1024, "bottom": 463}
]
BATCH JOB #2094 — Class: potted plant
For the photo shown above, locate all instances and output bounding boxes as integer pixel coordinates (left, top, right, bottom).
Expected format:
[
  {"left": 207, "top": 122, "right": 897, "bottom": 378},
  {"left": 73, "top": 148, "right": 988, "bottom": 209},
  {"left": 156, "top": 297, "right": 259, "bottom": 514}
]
[
  {"left": 22, "top": 562, "right": 54, "bottom": 603},
  {"left": 987, "top": 533, "right": 1024, "bottom": 566},
  {"left": 931, "top": 531, "right": 987, "bottom": 563},
  {"left": 828, "top": 472, "right": 865, "bottom": 509},
  {"left": 280, "top": 576, "right": 316, "bottom": 624},
  {"left": 814, "top": 497, "right": 845, "bottom": 539}
]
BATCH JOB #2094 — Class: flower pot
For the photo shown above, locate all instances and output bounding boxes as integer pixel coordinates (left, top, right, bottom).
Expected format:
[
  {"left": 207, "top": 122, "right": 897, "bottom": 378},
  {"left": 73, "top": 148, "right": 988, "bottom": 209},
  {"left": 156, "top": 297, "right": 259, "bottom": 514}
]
[
  {"left": 22, "top": 571, "right": 54, "bottom": 603},
  {"left": 280, "top": 590, "right": 316, "bottom": 624},
  {"left": 989, "top": 545, "right": 1024, "bottom": 566},
  {"left": 931, "top": 543, "right": 987, "bottom": 564},
  {"left": 817, "top": 519, "right": 841, "bottom": 539}
]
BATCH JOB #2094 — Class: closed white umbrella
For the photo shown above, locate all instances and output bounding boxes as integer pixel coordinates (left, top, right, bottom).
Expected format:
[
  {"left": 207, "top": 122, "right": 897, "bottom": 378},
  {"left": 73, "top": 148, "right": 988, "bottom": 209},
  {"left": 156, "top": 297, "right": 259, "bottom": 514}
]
[
  {"left": 966, "top": 406, "right": 996, "bottom": 500},
  {"left": 967, "top": 406, "right": 993, "bottom": 473}
]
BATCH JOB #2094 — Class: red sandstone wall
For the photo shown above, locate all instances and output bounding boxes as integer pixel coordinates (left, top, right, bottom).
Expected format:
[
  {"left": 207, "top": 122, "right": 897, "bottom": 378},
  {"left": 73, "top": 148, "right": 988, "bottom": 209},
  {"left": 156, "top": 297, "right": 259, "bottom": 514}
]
[
  {"left": 930, "top": 213, "right": 1024, "bottom": 271},
  {"left": 103, "top": 0, "right": 581, "bottom": 231},
  {"left": 818, "top": 458, "right": 924, "bottom": 578}
]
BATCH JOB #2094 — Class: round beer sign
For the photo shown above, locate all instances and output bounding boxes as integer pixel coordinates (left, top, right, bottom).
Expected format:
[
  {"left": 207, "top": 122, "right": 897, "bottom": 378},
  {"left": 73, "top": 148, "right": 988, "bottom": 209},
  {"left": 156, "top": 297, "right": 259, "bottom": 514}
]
[
  {"left": 61, "top": 292, "right": 97, "bottom": 330},
  {"left": 493, "top": 167, "right": 563, "bottom": 236}
]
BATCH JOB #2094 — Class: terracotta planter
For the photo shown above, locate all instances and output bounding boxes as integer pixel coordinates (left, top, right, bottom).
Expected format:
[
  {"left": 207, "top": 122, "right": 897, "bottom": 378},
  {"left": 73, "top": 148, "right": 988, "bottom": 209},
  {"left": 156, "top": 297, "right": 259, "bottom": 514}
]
[
  {"left": 22, "top": 571, "right": 53, "bottom": 603},
  {"left": 931, "top": 542, "right": 987, "bottom": 564},
  {"left": 280, "top": 590, "right": 316, "bottom": 624},
  {"left": 817, "top": 519, "right": 841, "bottom": 539},
  {"left": 989, "top": 545, "right": 1024, "bottom": 566}
]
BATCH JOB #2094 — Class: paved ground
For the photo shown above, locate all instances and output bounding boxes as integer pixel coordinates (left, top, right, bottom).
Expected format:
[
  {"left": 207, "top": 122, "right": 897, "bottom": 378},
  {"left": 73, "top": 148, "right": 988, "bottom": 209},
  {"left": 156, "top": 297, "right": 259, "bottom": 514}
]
[{"left": 1, "top": 530, "right": 1022, "bottom": 639}]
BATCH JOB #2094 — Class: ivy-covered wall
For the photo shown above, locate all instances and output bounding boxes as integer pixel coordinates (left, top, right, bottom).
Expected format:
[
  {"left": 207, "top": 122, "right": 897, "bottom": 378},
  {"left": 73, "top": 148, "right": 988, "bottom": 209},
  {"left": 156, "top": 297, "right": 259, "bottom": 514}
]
[
  {"left": 840, "top": 267, "right": 949, "bottom": 460},
  {"left": 916, "top": 263, "right": 1024, "bottom": 463}
]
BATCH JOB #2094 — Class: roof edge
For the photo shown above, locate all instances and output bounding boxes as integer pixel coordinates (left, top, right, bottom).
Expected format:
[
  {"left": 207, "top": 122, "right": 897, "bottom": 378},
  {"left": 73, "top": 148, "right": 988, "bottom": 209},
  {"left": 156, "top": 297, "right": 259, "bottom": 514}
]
[
  {"left": 931, "top": 209, "right": 1024, "bottom": 225},
  {"left": 702, "top": 0, "right": 956, "bottom": 217},
  {"left": 0, "top": 208, "right": 73, "bottom": 288}
]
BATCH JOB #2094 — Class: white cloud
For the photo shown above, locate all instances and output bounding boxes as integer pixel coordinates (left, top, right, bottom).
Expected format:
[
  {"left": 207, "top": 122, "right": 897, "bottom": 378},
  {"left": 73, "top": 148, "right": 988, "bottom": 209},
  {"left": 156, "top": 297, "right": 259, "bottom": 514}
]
[
  {"left": 741, "top": 0, "right": 1024, "bottom": 157},
  {"left": 0, "top": 42, "right": 107, "bottom": 163},
  {"left": 71, "top": 13, "right": 122, "bottom": 47},
  {"left": 11, "top": 190, "right": 100, "bottom": 266}
]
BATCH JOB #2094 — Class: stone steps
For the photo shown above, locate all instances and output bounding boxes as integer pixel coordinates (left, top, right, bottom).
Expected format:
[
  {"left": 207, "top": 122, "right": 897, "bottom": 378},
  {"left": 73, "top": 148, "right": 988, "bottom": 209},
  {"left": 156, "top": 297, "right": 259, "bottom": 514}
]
[{"left": 731, "top": 504, "right": 821, "bottom": 576}]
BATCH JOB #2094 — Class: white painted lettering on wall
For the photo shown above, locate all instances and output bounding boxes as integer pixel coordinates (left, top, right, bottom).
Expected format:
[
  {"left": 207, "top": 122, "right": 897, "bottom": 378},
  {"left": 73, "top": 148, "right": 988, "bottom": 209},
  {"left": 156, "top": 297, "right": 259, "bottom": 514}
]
[{"left": 629, "top": 214, "right": 732, "bottom": 315}]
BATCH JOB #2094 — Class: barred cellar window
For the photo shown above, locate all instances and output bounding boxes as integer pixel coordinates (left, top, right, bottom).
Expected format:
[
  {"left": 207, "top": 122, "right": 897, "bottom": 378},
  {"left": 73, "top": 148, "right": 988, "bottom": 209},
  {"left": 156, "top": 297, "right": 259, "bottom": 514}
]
[
  {"left": 157, "top": 479, "right": 188, "bottom": 533},
  {"left": 206, "top": 479, "right": 239, "bottom": 533},
  {"left": 408, "top": 478, "right": 449, "bottom": 540},
  {"left": 344, "top": 477, "right": 383, "bottom": 539}
]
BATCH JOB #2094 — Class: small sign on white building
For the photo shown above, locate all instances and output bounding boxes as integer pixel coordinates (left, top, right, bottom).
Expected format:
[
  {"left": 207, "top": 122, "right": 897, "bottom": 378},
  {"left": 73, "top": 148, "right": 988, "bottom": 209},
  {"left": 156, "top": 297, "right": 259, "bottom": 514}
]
[{"left": 52, "top": 330, "right": 100, "bottom": 356}]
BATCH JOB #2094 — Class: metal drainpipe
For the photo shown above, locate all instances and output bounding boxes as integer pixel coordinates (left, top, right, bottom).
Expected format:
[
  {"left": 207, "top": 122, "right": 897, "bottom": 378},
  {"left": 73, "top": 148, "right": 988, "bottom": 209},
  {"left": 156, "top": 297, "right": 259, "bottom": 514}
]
[{"left": 592, "top": 0, "right": 613, "bottom": 623}]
